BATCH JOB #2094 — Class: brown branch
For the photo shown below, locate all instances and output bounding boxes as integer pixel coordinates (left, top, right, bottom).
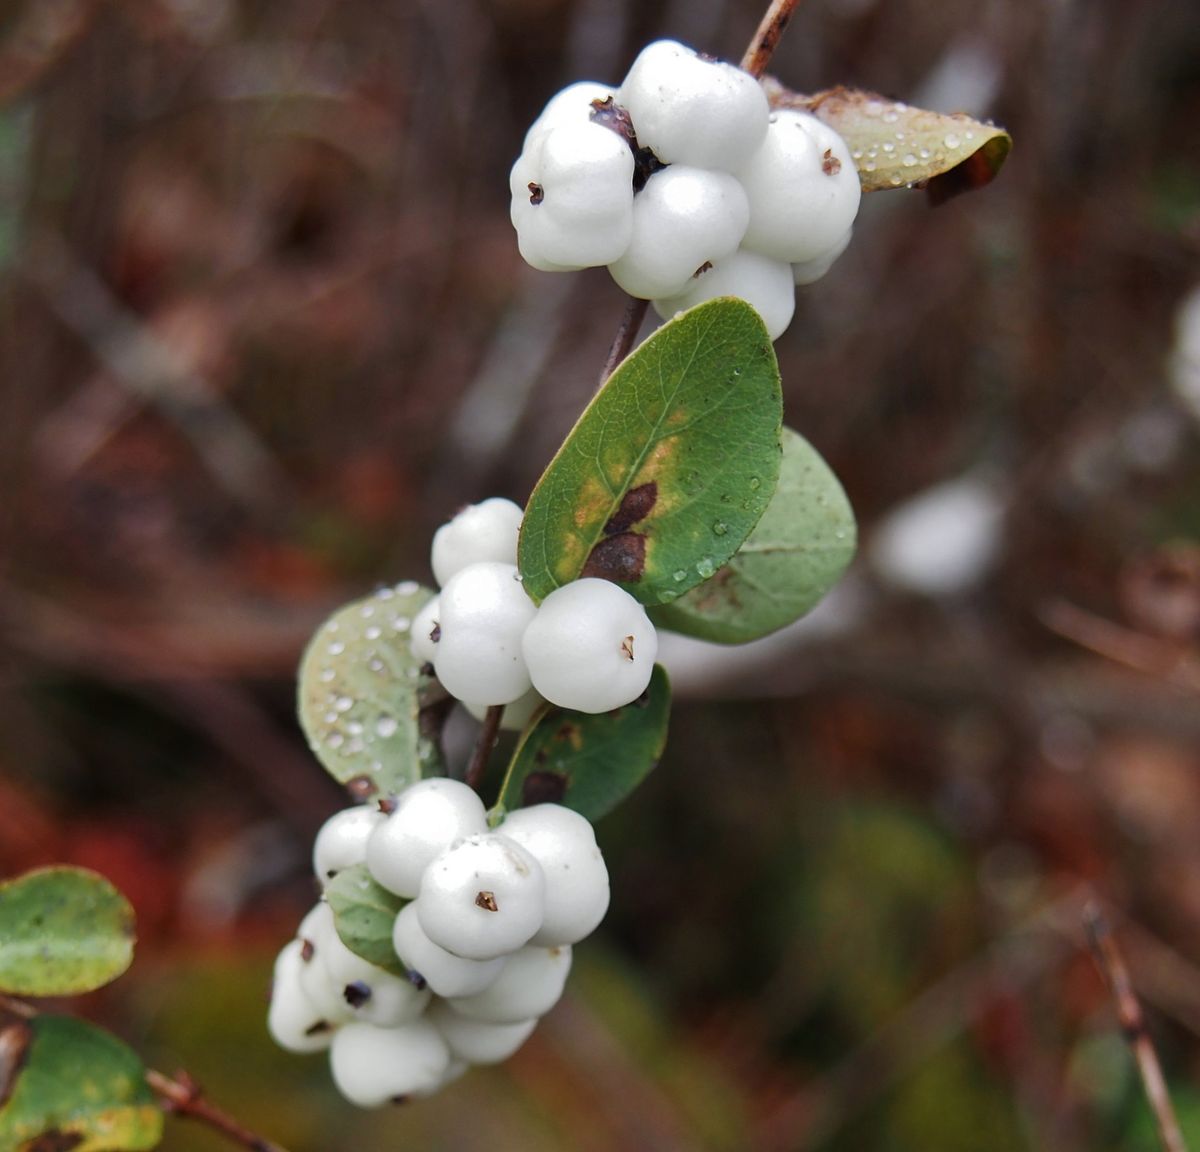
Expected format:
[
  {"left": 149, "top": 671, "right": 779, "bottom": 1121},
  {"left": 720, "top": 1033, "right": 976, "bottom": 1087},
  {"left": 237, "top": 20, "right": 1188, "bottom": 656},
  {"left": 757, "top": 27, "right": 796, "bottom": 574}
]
[
  {"left": 465, "top": 704, "right": 504, "bottom": 793},
  {"left": 598, "top": 295, "right": 650, "bottom": 387},
  {"left": 147, "top": 1069, "right": 292, "bottom": 1152},
  {"left": 1084, "top": 901, "right": 1189, "bottom": 1152},
  {"left": 741, "top": 0, "right": 803, "bottom": 78}
]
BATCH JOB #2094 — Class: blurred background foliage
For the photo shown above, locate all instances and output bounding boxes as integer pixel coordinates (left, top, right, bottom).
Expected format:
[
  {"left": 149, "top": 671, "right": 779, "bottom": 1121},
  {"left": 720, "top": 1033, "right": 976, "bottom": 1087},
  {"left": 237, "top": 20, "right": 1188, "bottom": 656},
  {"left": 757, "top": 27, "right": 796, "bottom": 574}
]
[{"left": 1, "top": 0, "right": 1199, "bottom": 1148}]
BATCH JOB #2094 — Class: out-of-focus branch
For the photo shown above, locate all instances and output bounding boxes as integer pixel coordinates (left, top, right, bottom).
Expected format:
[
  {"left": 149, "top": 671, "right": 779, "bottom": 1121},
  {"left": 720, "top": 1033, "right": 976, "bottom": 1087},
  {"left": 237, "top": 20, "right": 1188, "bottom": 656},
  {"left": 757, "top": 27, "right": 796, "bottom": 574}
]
[{"left": 1084, "top": 901, "right": 1189, "bottom": 1152}]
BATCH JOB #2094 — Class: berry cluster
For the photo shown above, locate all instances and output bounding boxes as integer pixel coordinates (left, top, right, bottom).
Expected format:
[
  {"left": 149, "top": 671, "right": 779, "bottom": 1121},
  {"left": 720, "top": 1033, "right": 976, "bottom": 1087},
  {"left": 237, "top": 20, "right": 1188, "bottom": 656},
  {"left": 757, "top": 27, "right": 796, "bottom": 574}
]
[
  {"left": 509, "top": 39, "right": 862, "bottom": 339},
  {"left": 416, "top": 497, "right": 658, "bottom": 718},
  {"left": 269, "top": 779, "right": 609, "bottom": 1104}
]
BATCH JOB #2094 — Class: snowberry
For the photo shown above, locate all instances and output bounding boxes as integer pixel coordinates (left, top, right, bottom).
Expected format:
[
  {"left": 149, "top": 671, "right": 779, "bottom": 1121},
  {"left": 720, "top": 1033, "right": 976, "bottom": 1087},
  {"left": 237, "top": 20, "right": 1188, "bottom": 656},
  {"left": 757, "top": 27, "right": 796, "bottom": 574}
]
[
  {"left": 447, "top": 944, "right": 572, "bottom": 1024},
  {"left": 607, "top": 165, "right": 750, "bottom": 300},
  {"left": 392, "top": 902, "right": 508, "bottom": 998},
  {"left": 410, "top": 595, "right": 440, "bottom": 665},
  {"left": 654, "top": 247, "right": 795, "bottom": 340},
  {"left": 500, "top": 804, "right": 610, "bottom": 946},
  {"left": 267, "top": 940, "right": 334, "bottom": 1053},
  {"left": 366, "top": 778, "right": 488, "bottom": 899},
  {"left": 428, "top": 1001, "right": 538, "bottom": 1066},
  {"left": 314, "top": 919, "right": 432, "bottom": 1028},
  {"left": 523, "top": 80, "right": 616, "bottom": 151},
  {"left": 430, "top": 498, "right": 524, "bottom": 587},
  {"left": 792, "top": 226, "right": 853, "bottom": 286},
  {"left": 509, "top": 122, "right": 635, "bottom": 271},
  {"left": 312, "top": 805, "right": 383, "bottom": 883},
  {"left": 329, "top": 1020, "right": 451, "bottom": 1106},
  {"left": 417, "top": 832, "right": 546, "bottom": 960},
  {"left": 462, "top": 687, "right": 546, "bottom": 732},
  {"left": 521, "top": 578, "right": 657, "bottom": 713},
  {"left": 737, "top": 110, "right": 861, "bottom": 264},
  {"left": 432, "top": 562, "right": 537, "bottom": 705},
  {"left": 617, "top": 40, "right": 769, "bottom": 172}
]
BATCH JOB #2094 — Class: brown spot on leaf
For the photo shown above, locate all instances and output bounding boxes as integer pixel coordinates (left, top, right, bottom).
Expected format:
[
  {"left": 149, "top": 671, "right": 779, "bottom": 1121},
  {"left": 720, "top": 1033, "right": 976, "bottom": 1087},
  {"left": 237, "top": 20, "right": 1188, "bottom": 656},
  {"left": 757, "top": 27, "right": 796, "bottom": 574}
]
[
  {"left": 22, "top": 1132, "right": 84, "bottom": 1152},
  {"left": 521, "top": 771, "right": 569, "bottom": 807},
  {"left": 603, "top": 481, "right": 657, "bottom": 536},
  {"left": 475, "top": 891, "right": 499, "bottom": 912},
  {"left": 822, "top": 147, "right": 842, "bottom": 176},
  {"left": 527, "top": 182, "right": 544, "bottom": 205},
  {"left": 582, "top": 532, "right": 646, "bottom": 583},
  {"left": 345, "top": 775, "right": 378, "bottom": 802},
  {"left": 0, "top": 1016, "right": 33, "bottom": 1109}
]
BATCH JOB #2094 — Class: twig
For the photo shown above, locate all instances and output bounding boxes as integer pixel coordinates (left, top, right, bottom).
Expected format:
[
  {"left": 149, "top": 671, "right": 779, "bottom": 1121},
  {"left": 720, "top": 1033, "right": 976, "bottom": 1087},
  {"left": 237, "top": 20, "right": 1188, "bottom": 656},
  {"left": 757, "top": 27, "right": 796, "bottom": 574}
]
[
  {"left": 1083, "top": 901, "right": 1189, "bottom": 1152},
  {"left": 466, "top": 704, "right": 504, "bottom": 792},
  {"left": 598, "top": 296, "right": 649, "bottom": 386},
  {"left": 146, "top": 1069, "right": 292, "bottom": 1152},
  {"left": 741, "top": 0, "right": 803, "bottom": 78}
]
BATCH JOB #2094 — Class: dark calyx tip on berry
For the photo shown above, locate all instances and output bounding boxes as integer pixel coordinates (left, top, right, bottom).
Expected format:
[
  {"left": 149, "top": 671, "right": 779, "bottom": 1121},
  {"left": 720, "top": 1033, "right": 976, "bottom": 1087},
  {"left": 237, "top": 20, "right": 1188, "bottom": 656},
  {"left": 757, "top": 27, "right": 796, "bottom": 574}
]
[
  {"left": 304, "top": 1020, "right": 332, "bottom": 1037},
  {"left": 405, "top": 968, "right": 428, "bottom": 991},
  {"left": 391, "top": 1095, "right": 411, "bottom": 1107},
  {"left": 693, "top": 261, "right": 713, "bottom": 278},
  {"left": 527, "top": 182, "right": 544, "bottom": 205},
  {"left": 377, "top": 795, "right": 398, "bottom": 815},
  {"left": 588, "top": 94, "right": 666, "bottom": 192},
  {"left": 430, "top": 623, "right": 442, "bottom": 644},
  {"left": 343, "top": 980, "right": 372, "bottom": 1008},
  {"left": 620, "top": 634, "right": 635, "bottom": 661},
  {"left": 822, "top": 148, "right": 842, "bottom": 176},
  {"left": 299, "top": 937, "right": 315, "bottom": 963},
  {"left": 475, "top": 890, "right": 499, "bottom": 912}
]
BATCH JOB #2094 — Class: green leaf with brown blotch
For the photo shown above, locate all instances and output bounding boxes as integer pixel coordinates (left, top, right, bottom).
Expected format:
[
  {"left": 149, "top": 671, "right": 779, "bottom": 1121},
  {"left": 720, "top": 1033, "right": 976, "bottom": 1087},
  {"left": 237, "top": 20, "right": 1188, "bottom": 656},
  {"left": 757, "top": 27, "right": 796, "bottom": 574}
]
[
  {"left": 298, "top": 583, "right": 445, "bottom": 802},
  {"left": 495, "top": 665, "right": 670, "bottom": 822},
  {"left": 518, "top": 297, "right": 783, "bottom": 606},
  {"left": 650, "top": 427, "right": 856, "bottom": 643},
  {"left": 0, "top": 1015, "right": 161, "bottom": 1152},
  {"left": 324, "top": 865, "right": 409, "bottom": 979},
  {"left": 0, "top": 868, "right": 135, "bottom": 997},
  {"left": 762, "top": 79, "right": 1011, "bottom": 202}
]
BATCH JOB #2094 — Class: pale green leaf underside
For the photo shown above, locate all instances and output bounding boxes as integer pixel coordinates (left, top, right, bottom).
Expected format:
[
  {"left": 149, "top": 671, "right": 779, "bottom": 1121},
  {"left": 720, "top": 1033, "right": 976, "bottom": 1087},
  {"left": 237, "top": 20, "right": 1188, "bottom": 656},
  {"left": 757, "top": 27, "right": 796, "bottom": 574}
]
[
  {"left": 324, "top": 865, "right": 408, "bottom": 979},
  {"left": 651, "top": 427, "right": 856, "bottom": 643}
]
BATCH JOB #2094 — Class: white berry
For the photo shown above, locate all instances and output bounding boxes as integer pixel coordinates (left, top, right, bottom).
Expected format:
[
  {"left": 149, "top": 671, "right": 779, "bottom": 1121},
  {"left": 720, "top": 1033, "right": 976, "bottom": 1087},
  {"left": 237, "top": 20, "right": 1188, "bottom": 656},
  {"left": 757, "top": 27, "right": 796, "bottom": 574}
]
[
  {"left": 447, "top": 944, "right": 572, "bottom": 1024},
  {"left": 500, "top": 804, "right": 610, "bottom": 946},
  {"left": 366, "top": 778, "right": 488, "bottom": 899},
  {"left": 329, "top": 1020, "right": 451, "bottom": 1107},
  {"left": 607, "top": 165, "right": 749, "bottom": 300},
  {"left": 392, "top": 902, "right": 507, "bottom": 998},
  {"left": 410, "top": 595, "right": 441, "bottom": 665},
  {"left": 428, "top": 1001, "right": 538, "bottom": 1065},
  {"left": 315, "top": 919, "right": 431, "bottom": 1028},
  {"left": 618, "top": 40, "right": 769, "bottom": 172},
  {"left": 312, "top": 805, "right": 383, "bottom": 884},
  {"left": 654, "top": 247, "right": 795, "bottom": 340},
  {"left": 430, "top": 498, "right": 524, "bottom": 587},
  {"left": 510, "top": 122, "right": 634, "bottom": 271},
  {"left": 523, "top": 80, "right": 616, "bottom": 151},
  {"left": 792, "top": 226, "right": 853, "bottom": 286},
  {"left": 267, "top": 940, "right": 334, "bottom": 1053},
  {"left": 737, "top": 110, "right": 861, "bottom": 264},
  {"left": 521, "top": 578, "right": 657, "bottom": 713},
  {"left": 417, "top": 833, "right": 546, "bottom": 960},
  {"left": 432, "top": 562, "right": 537, "bottom": 705}
]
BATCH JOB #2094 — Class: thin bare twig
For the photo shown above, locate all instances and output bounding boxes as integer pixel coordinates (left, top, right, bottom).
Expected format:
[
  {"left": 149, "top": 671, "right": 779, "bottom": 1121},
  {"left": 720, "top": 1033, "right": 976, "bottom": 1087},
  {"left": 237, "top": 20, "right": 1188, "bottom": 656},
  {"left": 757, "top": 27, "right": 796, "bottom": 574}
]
[
  {"left": 598, "top": 295, "right": 650, "bottom": 386},
  {"left": 1084, "top": 901, "right": 1189, "bottom": 1152},
  {"left": 466, "top": 704, "right": 504, "bottom": 792},
  {"left": 146, "top": 1069, "right": 292, "bottom": 1152},
  {"left": 741, "top": 0, "right": 803, "bottom": 77}
]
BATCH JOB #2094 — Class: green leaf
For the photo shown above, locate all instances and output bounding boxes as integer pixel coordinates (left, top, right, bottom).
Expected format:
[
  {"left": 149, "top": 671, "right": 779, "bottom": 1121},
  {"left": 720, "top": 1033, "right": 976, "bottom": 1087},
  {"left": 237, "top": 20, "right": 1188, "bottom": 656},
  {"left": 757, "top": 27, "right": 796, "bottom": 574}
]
[
  {"left": 0, "top": 868, "right": 135, "bottom": 997},
  {"left": 763, "top": 80, "right": 1012, "bottom": 203},
  {"left": 650, "top": 427, "right": 855, "bottom": 643},
  {"left": 0, "top": 1014, "right": 162, "bottom": 1152},
  {"left": 298, "top": 582, "right": 445, "bottom": 802},
  {"left": 324, "top": 865, "right": 408, "bottom": 978},
  {"left": 496, "top": 665, "right": 670, "bottom": 822},
  {"left": 518, "top": 298, "right": 782, "bottom": 606}
]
